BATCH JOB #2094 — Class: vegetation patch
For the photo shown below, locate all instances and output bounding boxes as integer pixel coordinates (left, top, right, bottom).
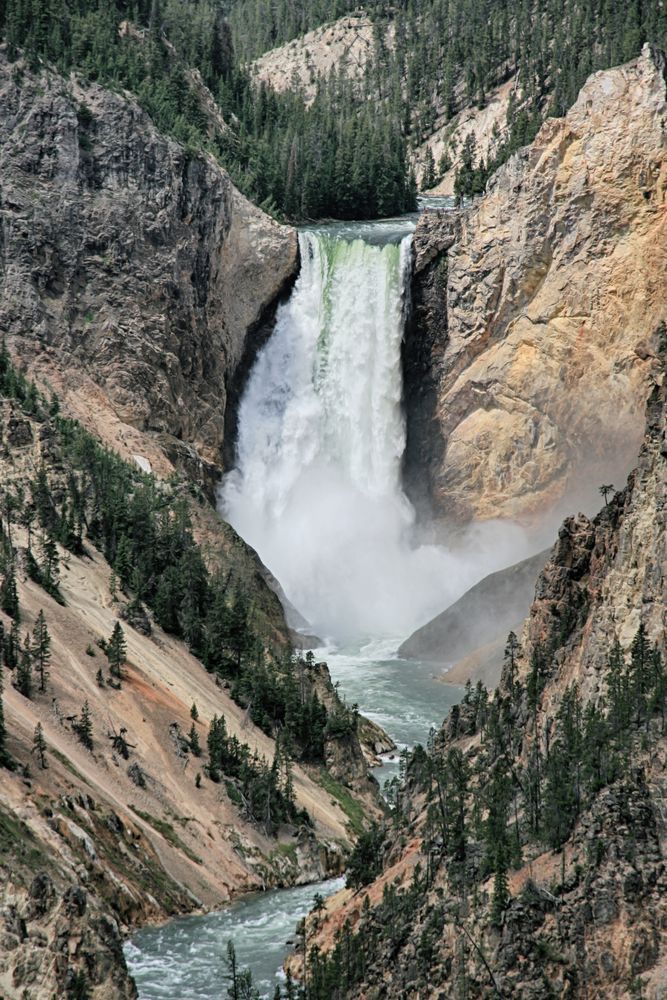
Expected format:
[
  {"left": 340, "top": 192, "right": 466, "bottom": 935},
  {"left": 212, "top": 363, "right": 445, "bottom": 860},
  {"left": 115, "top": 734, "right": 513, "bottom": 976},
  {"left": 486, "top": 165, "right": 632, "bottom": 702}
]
[
  {"left": 317, "top": 770, "right": 365, "bottom": 838},
  {"left": 0, "top": 804, "right": 47, "bottom": 873},
  {"left": 130, "top": 806, "right": 203, "bottom": 866}
]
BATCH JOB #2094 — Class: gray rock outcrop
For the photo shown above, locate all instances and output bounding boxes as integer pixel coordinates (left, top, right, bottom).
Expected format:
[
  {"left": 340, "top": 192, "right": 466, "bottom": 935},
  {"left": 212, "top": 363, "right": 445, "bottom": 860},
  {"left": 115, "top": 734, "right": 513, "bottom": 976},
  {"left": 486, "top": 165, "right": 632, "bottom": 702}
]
[
  {"left": 0, "top": 49, "right": 298, "bottom": 483},
  {"left": 398, "top": 549, "right": 550, "bottom": 683}
]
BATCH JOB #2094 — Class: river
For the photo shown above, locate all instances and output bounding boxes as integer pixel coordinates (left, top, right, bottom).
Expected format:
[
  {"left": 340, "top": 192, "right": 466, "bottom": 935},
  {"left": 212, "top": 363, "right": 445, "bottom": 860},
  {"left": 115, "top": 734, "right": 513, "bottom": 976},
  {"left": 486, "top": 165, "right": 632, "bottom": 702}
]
[{"left": 125, "top": 643, "right": 462, "bottom": 1000}]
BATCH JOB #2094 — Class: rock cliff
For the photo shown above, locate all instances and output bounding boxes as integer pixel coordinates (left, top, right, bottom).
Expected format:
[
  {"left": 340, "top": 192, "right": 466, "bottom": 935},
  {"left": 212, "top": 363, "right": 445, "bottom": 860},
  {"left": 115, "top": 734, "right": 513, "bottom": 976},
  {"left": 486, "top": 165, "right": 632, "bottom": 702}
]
[
  {"left": 405, "top": 45, "right": 666, "bottom": 526},
  {"left": 0, "top": 49, "right": 298, "bottom": 489},
  {"left": 398, "top": 549, "right": 549, "bottom": 684}
]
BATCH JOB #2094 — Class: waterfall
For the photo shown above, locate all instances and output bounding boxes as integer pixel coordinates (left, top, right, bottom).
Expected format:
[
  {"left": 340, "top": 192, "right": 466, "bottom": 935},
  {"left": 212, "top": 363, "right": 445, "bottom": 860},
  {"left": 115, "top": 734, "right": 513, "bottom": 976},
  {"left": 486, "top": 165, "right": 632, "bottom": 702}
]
[{"left": 220, "top": 227, "right": 514, "bottom": 643}]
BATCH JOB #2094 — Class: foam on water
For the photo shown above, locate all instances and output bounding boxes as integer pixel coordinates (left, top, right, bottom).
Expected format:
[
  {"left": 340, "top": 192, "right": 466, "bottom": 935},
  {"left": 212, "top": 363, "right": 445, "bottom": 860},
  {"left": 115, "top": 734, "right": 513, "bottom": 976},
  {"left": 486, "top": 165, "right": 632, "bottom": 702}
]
[{"left": 126, "top": 878, "right": 344, "bottom": 1000}]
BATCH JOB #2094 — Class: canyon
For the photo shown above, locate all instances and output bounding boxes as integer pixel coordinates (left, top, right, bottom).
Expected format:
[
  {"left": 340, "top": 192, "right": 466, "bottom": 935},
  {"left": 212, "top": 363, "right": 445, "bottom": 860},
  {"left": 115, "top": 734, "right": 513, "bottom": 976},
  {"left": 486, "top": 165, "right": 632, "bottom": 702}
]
[
  {"left": 0, "top": 22, "right": 665, "bottom": 1000},
  {"left": 289, "top": 332, "right": 667, "bottom": 999}
]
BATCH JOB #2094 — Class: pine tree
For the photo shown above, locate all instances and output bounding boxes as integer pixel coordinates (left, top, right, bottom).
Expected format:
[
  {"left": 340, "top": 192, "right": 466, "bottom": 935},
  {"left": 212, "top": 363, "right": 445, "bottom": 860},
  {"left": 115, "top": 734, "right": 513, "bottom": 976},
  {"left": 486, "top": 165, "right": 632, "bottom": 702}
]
[
  {"left": 421, "top": 146, "right": 436, "bottom": 190},
  {"left": 113, "top": 535, "right": 133, "bottom": 591},
  {"left": 32, "top": 466, "right": 52, "bottom": 529},
  {"left": 0, "top": 565, "right": 20, "bottom": 621},
  {"left": 649, "top": 645, "right": 667, "bottom": 730},
  {"left": 190, "top": 702, "right": 199, "bottom": 721},
  {"left": 32, "top": 721, "right": 48, "bottom": 768},
  {"left": 606, "top": 639, "right": 629, "bottom": 739},
  {"left": 225, "top": 591, "right": 253, "bottom": 675},
  {"left": 438, "top": 148, "right": 452, "bottom": 176},
  {"left": 207, "top": 714, "right": 227, "bottom": 782},
  {"left": 40, "top": 531, "right": 60, "bottom": 596},
  {"left": 503, "top": 631, "right": 520, "bottom": 692},
  {"left": 67, "top": 969, "right": 91, "bottom": 1000},
  {"left": 630, "top": 623, "right": 651, "bottom": 726},
  {"left": 491, "top": 847, "right": 509, "bottom": 925},
  {"left": 189, "top": 722, "right": 201, "bottom": 757},
  {"left": 5, "top": 618, "right": 20, "bottom": 669},
  {"left": 107, "top": 621, "right": 127, "bottom": 680},
  {"left": 14, "top": 635, "right": 33, "bottom": 699},
  {"left": 599, "top": 483, "right": 615, "bottom": 506},
  {"left": 149, "top": 0, "right": 162, "bottom": 41},
  {"left": 32, "top": 610, "right": 51, "bottom": 693},
  {"left": 74, "top": 700, "right": 94, "bottom": 751},
  {"left": 0, "top": 660, "right": 8, "bottom": 767}
]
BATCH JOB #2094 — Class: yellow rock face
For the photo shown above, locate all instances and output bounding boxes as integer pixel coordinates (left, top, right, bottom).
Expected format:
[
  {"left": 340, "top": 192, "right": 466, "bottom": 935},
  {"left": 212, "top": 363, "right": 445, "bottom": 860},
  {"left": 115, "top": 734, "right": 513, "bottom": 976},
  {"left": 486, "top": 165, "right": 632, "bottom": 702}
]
[{"left": 411, "top": 45, "right": 667, "bottom": 527}]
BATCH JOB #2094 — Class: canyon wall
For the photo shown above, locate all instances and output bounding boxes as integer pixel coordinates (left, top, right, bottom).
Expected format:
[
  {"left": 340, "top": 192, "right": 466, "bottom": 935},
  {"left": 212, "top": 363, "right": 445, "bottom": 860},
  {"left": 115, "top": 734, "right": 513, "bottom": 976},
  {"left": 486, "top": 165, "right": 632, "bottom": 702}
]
[
  {"left": 0, "top": 51, "right": 392, "bottom": 1000},
  {"left": 0, "top": 49, "right": 298, "bottom": 486},
  {"left": 405, "top": 45, "right": 667, "bottom": 527},
  {"left": 0, "top": 384, "right": 384, "bottom": 999}
]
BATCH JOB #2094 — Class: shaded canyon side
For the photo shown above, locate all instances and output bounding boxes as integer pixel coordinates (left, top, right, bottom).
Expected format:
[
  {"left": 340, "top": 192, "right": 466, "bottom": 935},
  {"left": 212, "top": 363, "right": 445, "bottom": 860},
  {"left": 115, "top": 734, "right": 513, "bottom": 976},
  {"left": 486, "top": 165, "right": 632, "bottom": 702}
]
[{"left": 0, "top": 49, "right": 298, "bottom": 493}]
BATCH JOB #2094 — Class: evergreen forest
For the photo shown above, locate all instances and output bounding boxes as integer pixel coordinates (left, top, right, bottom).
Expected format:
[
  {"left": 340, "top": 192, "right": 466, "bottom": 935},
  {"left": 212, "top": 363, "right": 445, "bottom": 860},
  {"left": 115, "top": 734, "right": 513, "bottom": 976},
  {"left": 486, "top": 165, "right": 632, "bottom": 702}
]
[
  {"left": 224, "top": 623, "right": 667, "bottom": 999},
  {"left": 1, "top": 0, "right": 666, "bottom": 219}
]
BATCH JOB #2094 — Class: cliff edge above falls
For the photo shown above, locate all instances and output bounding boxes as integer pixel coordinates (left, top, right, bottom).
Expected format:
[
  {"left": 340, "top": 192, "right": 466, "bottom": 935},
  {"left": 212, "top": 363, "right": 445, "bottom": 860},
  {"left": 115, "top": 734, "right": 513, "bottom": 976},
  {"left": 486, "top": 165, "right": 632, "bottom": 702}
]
[
  {"left": 405, "top": 44, "right": 667, "bottom": 526},
  {"left": 0, "top": 48, "right": 298, "bottom": 486}
]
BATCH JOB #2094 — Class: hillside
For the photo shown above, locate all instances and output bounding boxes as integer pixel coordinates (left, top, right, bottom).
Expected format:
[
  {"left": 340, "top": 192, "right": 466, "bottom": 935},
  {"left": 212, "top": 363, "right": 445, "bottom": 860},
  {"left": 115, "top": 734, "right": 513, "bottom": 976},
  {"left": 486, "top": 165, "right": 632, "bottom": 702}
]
[
  {"left": 399, "top": 550, "right": 550, "bottom": 685},
  {"left": 250, "top": 14, "right": 390, "bottom": 106},
  {"left": 232, "top": 0, "right": 667, "bottom": 209},
  {"left": 286, "top": 339, "right": 667, "bottom": 998},
  {"left": 4, "top": 1, "right": 667, "bottom": 222}
]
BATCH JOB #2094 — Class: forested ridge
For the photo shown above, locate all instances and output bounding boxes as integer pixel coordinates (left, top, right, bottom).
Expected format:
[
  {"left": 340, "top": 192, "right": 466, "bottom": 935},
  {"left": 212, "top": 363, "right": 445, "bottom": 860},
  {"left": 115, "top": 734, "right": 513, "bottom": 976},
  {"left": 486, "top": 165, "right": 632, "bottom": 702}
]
[
  {"left": 2, "top": 0, "right": 665, "bottom": 219},
  {"left": 0, "top": 0, "right": 415, "bottom": 220}
]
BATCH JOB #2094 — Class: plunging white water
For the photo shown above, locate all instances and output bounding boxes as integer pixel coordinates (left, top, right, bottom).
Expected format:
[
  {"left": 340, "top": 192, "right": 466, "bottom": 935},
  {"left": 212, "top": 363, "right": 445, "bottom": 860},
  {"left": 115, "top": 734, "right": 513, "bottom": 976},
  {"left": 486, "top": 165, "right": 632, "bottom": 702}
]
[{"left": 221, "top": 225, "right": 525, "bottom": 642}]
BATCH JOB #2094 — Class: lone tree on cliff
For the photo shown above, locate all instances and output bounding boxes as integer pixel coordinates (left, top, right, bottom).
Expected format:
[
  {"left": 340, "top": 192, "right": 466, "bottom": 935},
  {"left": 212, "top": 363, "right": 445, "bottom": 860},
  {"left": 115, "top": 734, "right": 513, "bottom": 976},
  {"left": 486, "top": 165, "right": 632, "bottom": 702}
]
[
  {"left": 107, "top": 622, "right": 127, "bottom": 681},
  {"left": 32, "top": 722, "right": 48, "bottom": 769},
  {"left": 32, "top": 610, "right": 51, "bottom": 693},
  {"left": 74, "top": 700, "right": 94, "bottom": 751},
  {"left": 599, "top": 484, "right": 615, "bottom": 506}
]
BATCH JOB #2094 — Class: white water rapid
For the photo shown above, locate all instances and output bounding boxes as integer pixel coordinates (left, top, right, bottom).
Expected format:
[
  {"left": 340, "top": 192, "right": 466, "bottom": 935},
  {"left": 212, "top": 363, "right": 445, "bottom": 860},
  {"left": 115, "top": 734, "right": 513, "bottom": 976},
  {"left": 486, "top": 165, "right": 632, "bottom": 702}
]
[{"left": 221, "top": 222, "right": 526, "bottom": 643}]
